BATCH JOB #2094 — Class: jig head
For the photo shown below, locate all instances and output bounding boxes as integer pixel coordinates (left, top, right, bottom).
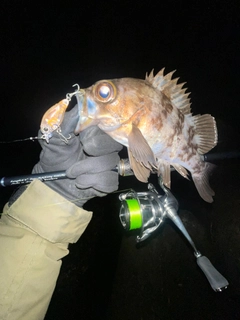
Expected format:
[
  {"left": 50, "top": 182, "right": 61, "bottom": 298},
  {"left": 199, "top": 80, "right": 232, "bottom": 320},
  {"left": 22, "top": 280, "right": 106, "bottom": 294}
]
[{"left": 40, "top": 84, "right": 83, "bottom": 143}]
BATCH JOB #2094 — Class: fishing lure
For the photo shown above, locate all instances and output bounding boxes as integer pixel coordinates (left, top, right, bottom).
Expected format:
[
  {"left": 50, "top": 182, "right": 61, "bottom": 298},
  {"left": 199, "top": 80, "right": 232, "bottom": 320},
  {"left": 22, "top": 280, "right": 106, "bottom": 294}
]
[{"left": 40, "top": 84, "right": 83, "bottom": 143}]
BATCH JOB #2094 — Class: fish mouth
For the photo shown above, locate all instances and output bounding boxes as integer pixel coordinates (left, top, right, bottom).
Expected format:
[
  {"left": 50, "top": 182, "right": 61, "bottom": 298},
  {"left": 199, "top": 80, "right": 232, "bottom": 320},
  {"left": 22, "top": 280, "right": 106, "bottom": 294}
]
[
  {"left": 75, "top": 113, "right": 121, "bottom": 133},
  {"left": 74, "top": 90, "right": 122, "bottom": 133},
  {"left": 75, "top": 115, "right": 100, "bottom": 132},
  {"left": 98, "top": 122, "right": 122, "bottom": 132},
  {"left": 74, "top": 90, "right": 98, "bottom": 133}
]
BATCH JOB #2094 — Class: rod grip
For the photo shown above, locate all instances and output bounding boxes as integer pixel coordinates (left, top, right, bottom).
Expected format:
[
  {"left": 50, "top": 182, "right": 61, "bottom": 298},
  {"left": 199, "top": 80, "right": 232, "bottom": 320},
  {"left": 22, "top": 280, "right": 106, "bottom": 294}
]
[{"left": 197, "top": 256, "right": 229, "bottom": 291}]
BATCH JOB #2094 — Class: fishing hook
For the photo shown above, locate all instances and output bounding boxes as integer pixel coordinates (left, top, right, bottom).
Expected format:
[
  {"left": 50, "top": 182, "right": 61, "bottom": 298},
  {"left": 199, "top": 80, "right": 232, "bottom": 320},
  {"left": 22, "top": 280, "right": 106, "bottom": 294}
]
[
  {"left": 66, "top": 84, "right": 84, "bottom": 101},
  {"left": 56, "top": 128, "right": 71, "bottom": 144}
]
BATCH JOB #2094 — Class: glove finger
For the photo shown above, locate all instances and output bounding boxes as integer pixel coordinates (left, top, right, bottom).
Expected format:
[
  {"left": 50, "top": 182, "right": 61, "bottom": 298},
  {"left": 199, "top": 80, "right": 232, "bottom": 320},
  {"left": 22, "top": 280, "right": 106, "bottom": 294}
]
[
  {"left": 66, "top": 153, "right": 120, "bottom": 178},
  {"left": 80, "top": 126, "right": 123, "bottom": 156},
  {"left": 75, "top": 171, "right": 119, "bottom": 193},
  {"left": 80, "top": 126, "right": 101, "bottom": 141}
]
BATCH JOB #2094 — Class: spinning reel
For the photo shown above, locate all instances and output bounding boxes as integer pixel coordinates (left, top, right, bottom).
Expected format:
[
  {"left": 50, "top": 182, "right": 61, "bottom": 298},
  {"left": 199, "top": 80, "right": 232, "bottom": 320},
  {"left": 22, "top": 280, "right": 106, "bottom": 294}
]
[{"left": 119, "top": 178, "right": 229, "bottom": 292}]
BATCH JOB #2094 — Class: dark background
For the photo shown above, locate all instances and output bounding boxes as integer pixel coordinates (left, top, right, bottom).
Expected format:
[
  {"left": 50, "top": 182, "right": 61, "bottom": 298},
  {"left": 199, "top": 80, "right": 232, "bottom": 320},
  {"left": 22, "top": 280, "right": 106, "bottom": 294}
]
[{"left": 1, "top": 1, "right": 240, "bottom": 319}]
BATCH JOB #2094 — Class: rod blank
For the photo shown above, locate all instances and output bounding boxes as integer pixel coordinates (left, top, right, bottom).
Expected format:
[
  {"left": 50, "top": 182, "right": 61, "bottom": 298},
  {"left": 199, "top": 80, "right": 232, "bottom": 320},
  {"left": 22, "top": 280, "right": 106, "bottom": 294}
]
[
  {"left": 0, "top": 171, "right": 67, "bottom": 187},
  {"left": 0, "top": 159, "right": 133, "bottom": 187}
]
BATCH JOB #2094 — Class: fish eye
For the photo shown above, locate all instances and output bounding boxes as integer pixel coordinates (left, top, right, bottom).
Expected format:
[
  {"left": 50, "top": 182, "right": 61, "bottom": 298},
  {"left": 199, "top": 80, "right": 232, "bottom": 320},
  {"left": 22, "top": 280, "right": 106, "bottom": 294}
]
[
  {"left": 99, "top": 85, "right": 110, "bottom": 98},
  {"left": 94, "top": 81, "right": 116, "bottom": 102}
]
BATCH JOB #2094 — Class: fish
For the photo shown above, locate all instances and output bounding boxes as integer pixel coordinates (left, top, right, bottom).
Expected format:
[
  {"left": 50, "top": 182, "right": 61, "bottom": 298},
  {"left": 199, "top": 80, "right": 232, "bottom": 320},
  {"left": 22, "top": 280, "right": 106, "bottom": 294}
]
[{"left": 74, "top": 68, "right": 218, "bottom": 202}]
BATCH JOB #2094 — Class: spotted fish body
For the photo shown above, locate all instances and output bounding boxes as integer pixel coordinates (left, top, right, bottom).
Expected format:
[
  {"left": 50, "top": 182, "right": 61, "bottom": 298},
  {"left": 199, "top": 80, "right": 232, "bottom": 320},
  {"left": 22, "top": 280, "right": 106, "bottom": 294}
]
[{"left": 75, "top": 69, "right": 218, "bottom": 202}]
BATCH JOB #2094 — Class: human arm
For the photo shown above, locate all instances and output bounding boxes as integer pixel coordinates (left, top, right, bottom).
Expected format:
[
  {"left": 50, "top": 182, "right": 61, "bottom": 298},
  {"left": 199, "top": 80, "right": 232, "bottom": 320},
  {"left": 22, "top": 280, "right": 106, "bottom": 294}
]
[{"left": 0, "top": 106, "right": 122, "bottom": 320}]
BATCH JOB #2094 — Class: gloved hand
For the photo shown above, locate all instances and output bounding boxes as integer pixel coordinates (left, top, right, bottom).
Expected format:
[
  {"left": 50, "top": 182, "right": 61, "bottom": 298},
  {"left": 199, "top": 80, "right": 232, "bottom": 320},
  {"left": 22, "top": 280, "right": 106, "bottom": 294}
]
[{"left": 32, "top": 105, "right": 122, "bottom": 207}]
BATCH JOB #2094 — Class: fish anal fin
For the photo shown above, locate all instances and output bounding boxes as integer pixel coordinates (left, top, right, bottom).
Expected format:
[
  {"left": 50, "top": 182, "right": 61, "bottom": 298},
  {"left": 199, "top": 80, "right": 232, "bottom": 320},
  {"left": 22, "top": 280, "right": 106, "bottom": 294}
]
[
  {"left": 157, "top": 160, "right": 171, "bottom": 188},
  {"left": 128, "top": 149, "right": 150, "bottom": 183},
  {"left": 171, "top": 164, "right": 190, "bottom": 180},
  {"left": 194, "top": 114, "right": 218, "bottom": 154},
  {"left": 191, "top": 163, "right": 215, "bottom": 203},
  {"left": 128, "top": 124, "right": 157, "bottom": 170}
]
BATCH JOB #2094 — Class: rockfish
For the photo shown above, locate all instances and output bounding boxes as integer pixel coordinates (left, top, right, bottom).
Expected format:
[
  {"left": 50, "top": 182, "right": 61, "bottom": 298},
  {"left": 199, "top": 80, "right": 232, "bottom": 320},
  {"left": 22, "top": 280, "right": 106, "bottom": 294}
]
[{"left": 75, "top": 69, "right": 218, "bottom": 202}]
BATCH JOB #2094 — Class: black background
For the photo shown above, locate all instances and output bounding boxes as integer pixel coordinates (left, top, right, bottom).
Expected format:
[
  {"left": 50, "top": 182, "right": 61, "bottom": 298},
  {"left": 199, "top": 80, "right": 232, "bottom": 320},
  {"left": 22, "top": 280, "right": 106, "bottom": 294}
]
[{"left": 1, "top": 1, "right": 240, "bottom": 319}]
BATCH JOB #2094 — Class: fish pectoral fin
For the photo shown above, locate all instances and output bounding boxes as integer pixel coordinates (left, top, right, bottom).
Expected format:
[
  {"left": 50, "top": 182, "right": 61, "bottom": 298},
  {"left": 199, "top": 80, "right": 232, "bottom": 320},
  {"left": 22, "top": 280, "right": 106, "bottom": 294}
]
[
  {"left": 128, "top": 149, "right": 150, "bottom": 183},
  {"left": 193, "top": 114, "right": 218, "bottom": 154},
  {"left": 171, "top": 164, "right": 190, "bottom": 180},
  {"left": 128, "top": 124, "right": 157, "bottom": 170},
  {"left": 157, "top": 160, "right": 171, "bottom": 188}
]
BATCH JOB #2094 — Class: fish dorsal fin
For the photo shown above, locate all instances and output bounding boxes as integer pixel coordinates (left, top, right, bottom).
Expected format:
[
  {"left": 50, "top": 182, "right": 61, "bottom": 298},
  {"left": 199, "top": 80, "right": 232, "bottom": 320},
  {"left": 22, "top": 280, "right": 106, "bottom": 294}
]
[
  {"left": 193, "top": 114, "right": 218, "bottom": 154},
  {"left": 145, "top": 68, "right": 192, "bottom": 115}
]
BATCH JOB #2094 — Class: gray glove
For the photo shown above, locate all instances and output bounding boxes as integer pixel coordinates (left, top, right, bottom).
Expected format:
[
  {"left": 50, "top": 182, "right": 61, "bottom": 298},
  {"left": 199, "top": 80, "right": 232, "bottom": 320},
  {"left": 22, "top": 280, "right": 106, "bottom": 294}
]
[{"left": 32, "top": 105, "right": 122, "bottom": 207}]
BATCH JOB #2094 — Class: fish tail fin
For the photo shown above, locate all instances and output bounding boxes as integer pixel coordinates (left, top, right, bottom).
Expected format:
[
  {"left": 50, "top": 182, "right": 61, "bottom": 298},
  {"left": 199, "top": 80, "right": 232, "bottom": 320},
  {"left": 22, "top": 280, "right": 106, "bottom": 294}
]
[
  {"left": 193, "top": 114, "right": 218, "bottom": 154},
  {"left": 192, "top": 162, "right": 216, "bottom": 203}
]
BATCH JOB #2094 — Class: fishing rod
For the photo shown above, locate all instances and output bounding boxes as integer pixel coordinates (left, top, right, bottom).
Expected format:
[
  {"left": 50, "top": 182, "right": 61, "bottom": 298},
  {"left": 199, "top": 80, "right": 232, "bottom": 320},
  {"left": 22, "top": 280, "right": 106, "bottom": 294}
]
[
  {"left": 0, "top": 153, "right": 234, "bottom": 291},
  {"left": 1, "top": 151, "right": 239, "bottom": 187},
  {"left": 0, "top": 159, "right": 133, "bottom": 187}
]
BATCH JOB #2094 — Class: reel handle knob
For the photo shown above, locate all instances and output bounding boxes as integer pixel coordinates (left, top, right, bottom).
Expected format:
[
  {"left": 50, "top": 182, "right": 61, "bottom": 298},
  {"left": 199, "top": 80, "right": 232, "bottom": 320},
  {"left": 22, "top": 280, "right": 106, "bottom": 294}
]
[{"left": 196, "top": 256, "right": 229, "bottom": 291}]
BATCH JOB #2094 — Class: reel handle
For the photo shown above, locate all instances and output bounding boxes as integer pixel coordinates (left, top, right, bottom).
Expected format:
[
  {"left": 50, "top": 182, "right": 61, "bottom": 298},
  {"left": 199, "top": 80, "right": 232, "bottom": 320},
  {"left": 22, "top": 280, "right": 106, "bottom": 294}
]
[{"left": 196, "top": 256, "right": 229, "bottom": 291}]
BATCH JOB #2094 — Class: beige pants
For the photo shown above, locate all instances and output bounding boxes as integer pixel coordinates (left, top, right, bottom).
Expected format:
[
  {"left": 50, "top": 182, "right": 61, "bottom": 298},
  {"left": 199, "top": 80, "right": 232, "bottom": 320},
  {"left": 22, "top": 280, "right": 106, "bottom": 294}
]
[{"left": 0, "top": 180, "right": 92, "bottom": 320}]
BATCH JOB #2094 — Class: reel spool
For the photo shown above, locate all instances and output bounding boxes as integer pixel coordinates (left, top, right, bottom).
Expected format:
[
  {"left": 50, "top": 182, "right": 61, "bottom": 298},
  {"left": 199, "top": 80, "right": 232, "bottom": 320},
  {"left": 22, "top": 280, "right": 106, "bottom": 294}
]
[{"left": 119, "top": 185, "right": 165, "bottom": 242}]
